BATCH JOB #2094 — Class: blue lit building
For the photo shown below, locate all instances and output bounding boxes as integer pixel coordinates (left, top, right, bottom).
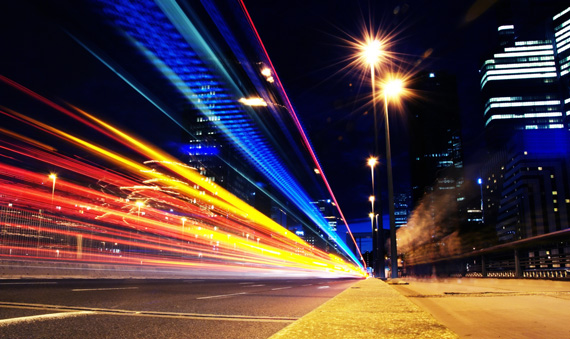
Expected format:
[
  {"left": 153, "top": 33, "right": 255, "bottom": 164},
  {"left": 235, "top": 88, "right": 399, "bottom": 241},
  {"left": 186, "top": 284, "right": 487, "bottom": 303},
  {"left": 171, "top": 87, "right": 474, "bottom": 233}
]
[
  {"left": 481, "top": 6, "right": 570, "bottom": 243},
  {"left": 483, "top": 130, "right": 570, "bottom": 242},
  {"left": 480, "top": 7, "right": 570, "bottom": 149}
]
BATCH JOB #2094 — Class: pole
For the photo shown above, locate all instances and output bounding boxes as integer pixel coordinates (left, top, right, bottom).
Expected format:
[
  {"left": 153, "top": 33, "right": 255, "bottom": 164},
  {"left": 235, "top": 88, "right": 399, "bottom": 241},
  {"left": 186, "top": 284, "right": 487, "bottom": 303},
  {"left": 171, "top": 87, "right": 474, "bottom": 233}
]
[
  {"left": 370, "top": 67, "right": 378, "bottom": 276},
  {"left": 385, "top": 93, "right": 398, "bottom": 279}
]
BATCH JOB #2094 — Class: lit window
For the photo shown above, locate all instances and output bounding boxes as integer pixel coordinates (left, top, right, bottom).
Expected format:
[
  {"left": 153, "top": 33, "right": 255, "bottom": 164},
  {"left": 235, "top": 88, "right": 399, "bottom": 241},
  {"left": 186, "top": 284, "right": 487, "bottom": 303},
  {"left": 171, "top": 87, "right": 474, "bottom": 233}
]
[{"left": 553, "top": 191, "right": 558, "bottom": 195}]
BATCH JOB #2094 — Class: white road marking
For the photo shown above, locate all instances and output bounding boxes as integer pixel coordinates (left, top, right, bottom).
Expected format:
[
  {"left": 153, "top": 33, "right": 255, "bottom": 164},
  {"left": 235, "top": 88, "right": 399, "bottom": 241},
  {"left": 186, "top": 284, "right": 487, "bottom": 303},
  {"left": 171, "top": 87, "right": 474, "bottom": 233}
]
[
  {"left": 317, "top": 286, "right": 330, "bottom": 289},
  {"left": 72, "top": 287, "right": 139, "bottom": 292},
  {"left": 197, "top": 292, "right": 247, "bottom": 300},
  {"left": 0, "top": 282, "right": 57, "bottom": 285},
  {"left": 271, "top": 286, "right": 292, "bottom": 291},
  {"left": 0, "top": 311, "right": 93, "bottom": 326},
  {"left": 238, "top": 282, "right": 254, "bottom": 285},
  {"left": 0, "top": 302, "right": 297, "bottom": 323},
  {"left": 244, "top": 284, "right": 265, "bottom": 288},
  {"left": 302, "top": 284, "right": 313, "bottom": 287}
]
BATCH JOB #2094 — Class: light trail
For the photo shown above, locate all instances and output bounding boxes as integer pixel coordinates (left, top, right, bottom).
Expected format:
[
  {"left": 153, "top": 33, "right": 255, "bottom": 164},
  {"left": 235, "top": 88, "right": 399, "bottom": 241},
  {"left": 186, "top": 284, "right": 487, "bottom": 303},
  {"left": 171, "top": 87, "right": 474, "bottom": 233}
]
[
  {"left": 0, "top": 77, "right": 364, "bottom": 278},
  {"left": 62, "top": 0, "right": 364, "bottom": 269}
]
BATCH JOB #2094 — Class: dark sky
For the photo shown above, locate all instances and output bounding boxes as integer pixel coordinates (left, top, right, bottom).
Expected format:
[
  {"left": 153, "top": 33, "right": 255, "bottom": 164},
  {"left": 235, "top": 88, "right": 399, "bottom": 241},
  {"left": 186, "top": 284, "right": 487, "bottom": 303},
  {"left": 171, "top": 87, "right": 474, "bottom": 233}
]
[
  {"left": 243, "top": 0, "right": 568, "bottom": 228},
  {"left": 243, "top": 0, "right": 497, "bottom": 226}
]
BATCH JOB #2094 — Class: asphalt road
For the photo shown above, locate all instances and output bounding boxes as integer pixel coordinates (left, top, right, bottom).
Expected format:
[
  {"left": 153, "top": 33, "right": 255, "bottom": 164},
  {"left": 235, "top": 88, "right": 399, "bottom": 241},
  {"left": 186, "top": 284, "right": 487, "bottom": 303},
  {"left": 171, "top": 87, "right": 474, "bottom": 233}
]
[
  {"left": 391, "top": 277, "right": 570, "bottom": 339},
  {"left": 0, "top": 278, "right": 359, "bottom": 339}
]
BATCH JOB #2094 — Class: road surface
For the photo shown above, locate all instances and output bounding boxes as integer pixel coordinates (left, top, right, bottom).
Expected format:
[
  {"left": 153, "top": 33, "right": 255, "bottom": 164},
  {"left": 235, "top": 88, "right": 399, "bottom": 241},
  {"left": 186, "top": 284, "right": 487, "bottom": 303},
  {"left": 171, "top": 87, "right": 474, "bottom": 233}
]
[{"left": 0, "top": 278, "right": 359, "bottom": 339}]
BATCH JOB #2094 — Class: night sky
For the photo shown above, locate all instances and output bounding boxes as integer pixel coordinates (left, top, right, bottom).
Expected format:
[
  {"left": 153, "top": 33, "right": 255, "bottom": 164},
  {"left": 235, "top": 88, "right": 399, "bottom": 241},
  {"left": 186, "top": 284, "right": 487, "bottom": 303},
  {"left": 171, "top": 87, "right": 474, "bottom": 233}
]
[
  {"left": 244, "top": 0, "right": 568, "bottom": 229},
  {"left": 1, "top": 0, "right": 566, "bottom": 234}
]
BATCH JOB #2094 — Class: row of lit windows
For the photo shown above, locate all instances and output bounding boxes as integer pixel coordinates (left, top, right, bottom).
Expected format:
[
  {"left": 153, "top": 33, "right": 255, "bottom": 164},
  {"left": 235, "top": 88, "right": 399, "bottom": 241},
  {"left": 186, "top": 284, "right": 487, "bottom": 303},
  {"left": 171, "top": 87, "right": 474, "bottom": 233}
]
[
  {"left": 494, "top": 49, "right": 553, "bottom": 59},
  {"left": 504, "top": 45, "right": 552, "bottom": 52},
  {"left": 554, "top": 18, "right": 570, "bottom": 34},
  {"left": 481, "top": 72, "right": 557, "bottom": 88},
  {"left": 525, "top": 124, "right": 564, "bottom": 129},
  {"left": 486, "top": 98, "right": 559, "bottom": 107},
  {"left": 483, "top": 66, "right": 556, "bottom": 78},
  {"left": 556, "top": 37, "right": 570, "bottom": 54},
  {"left": 486, "top": 61, "right": 556, "bottom": 71},
  {"left": 485, "top": 112, "right": 562, "bottom": 125},
  {"left": 196, "top": 116, "right": 221, "bottom": 122},
  {"left": 515, "top": 40, "right": 552, "bottom": 46},
  {"left": 553, "top": 7, "right": 570, "bottom": 21},
  {"left": 484, "top": 100, "right": 560, "bottom": 116},
  {"left": 556, "top": 27, "right": 570, "bottom": 43},
  {"left": 556, "top": 27, "right": 570, "bottom": 42},
  {"left": 481, "top": 56, "right": 554, "bottom": 68},
  {"left": 488, "top": 95, "right": 557, "bottom": 103}
]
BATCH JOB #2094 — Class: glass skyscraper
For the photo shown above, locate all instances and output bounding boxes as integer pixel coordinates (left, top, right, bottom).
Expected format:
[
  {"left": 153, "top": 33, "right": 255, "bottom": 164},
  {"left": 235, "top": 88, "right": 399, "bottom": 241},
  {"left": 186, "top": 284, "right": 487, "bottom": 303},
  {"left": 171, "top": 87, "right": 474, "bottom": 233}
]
[{"left": 481, "top": 25, "right": 563, "bottom": 148}]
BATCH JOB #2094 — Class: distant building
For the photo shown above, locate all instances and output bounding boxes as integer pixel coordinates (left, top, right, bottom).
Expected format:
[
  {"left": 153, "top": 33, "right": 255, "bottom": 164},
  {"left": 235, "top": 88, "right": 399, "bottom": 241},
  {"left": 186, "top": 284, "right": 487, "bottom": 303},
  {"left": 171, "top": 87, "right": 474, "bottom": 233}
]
[
  {"left": 480, "top": 27, "right": 562, "bottom": 149},
  {"left": 480, "top": 6, "right": 570, "bottom": 242},
  {"left": 482, "top": 129, "right": 570, "bottom": 242},
  {"left": 408, "top": 71, "right": 465, "bottom": 231},
  {"left": 394, "top": 193, "right": 411, "bottom": 228},
  {"left": 553, "top": 8, "right": 570, "bottom": 129},
  {"left": 311, "top": 199, "right": 339, "bottom": 251}
]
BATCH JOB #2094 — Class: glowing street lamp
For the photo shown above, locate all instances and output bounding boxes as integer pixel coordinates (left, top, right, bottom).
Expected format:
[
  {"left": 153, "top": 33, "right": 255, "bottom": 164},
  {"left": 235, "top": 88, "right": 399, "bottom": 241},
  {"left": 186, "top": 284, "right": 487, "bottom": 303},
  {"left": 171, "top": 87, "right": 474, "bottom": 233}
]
[
  {"left": 181, "top": 217, "right": 187, "bottom": 232},
  {"left": 360, "top": 37, "right": 384, "bottom": 278},
  {"left": 382, "top": 77, "right": 405, "bottom": 279},
  {"left": 49, "top": 174, "right": 57, "bottom": 206}
]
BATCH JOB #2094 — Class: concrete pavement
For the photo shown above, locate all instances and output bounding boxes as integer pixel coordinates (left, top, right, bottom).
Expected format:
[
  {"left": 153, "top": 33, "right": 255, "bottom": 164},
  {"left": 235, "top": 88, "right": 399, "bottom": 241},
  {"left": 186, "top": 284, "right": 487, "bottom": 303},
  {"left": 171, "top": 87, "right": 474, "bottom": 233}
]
[{"left": 269, "top": 278, "right": 458, "bottom": 339}]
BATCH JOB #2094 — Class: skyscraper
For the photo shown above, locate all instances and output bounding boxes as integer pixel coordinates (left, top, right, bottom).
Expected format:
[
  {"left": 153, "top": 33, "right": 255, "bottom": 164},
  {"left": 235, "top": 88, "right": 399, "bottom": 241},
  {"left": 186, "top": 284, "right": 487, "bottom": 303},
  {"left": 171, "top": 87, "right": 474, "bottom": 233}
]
[
  {"left": 553, "top": 7, "right": 570, "bottom": 129},
  {"left": 409, "top": 71, "right": 464, "bottom": 210},
  {"left": 480, "top": 26, "right": 562, "bottom": 148},
  {"left": 480, "top": 6, "right": 570, "bottom": 242}
]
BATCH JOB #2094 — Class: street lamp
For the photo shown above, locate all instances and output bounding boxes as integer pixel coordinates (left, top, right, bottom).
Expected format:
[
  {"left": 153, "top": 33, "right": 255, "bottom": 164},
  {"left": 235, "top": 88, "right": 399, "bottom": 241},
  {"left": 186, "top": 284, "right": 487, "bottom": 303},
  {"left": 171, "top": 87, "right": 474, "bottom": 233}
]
[
  {"left": 361, "top": 38, "right": 384, "bottom": 277},
  {"left": 49, "top": 174, "right": 56, "bottom": 206},
  {"left": 382, "top": 77, "right": 405, "bottom": 279},
  {"left": 181, "top": 217, "right": 187, "bottom": 232}
]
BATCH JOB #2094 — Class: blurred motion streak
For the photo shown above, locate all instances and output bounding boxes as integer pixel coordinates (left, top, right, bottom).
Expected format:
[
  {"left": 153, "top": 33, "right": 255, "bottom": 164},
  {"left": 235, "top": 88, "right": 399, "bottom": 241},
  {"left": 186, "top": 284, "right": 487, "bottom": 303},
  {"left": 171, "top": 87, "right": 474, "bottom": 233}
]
[{"left": 0, "top": 77, "right": 364, "bottom": 278}]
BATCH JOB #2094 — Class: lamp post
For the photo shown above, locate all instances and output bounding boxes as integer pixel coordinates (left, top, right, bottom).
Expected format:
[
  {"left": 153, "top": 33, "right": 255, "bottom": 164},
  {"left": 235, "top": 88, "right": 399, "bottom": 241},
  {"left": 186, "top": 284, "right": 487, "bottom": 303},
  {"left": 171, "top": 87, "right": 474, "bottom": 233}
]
[
  {"left": 361, "top": 38, "right": 384, "bottom": 277},
  {"left": 383, "top": 78, "right": 404, "bottom": 279}
]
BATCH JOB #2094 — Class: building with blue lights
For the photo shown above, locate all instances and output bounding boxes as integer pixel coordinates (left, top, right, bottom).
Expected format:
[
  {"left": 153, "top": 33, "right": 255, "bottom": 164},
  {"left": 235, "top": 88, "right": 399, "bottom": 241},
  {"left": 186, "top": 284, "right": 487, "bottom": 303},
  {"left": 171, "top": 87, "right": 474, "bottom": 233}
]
[
  {"left": 481, "top": 6, "right": 570, "bottom": 149},
  {"left": 480, "top": 6, "right": 570, "bottom": 244}
]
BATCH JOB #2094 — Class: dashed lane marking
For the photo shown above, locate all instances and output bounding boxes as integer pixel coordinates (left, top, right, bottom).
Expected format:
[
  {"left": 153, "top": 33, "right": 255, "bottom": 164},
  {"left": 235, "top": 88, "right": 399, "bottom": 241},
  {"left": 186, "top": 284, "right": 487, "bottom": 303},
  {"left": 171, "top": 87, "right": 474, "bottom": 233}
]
[
  {"left": 271, "top": 287, "right": 292, "bottom": 291},
  {"left": 196, "top": 292, "right": 247, "bottom": 300},
  {"left": 0, "top": 282, "right": 57, "bottom": 285},
  {"left": 0, "top": 311, "right": 93, "bottom": 326},
  {"left": 0, "top": 302, "right": 296, "bottom": 323},
  {"left": 72, "top": 287, "right": 139, "bottom": 292}
]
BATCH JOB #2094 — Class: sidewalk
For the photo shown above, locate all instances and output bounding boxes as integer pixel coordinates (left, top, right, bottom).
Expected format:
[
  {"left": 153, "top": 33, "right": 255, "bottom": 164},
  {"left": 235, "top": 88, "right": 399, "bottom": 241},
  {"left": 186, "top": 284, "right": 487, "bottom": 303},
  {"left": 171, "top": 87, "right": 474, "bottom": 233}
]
[{"left": 269, "top": 278, "right": 458, "bottom": 339}]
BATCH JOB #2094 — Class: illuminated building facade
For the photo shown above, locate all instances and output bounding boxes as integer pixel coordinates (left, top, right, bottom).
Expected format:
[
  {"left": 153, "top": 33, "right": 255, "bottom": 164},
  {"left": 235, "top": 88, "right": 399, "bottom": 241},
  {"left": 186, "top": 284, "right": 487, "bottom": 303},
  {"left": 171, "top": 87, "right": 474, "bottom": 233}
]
[
  {"left": 482, "top": 130, "right": 570, "bottom": 242},
  {"left": 481, "top": 6, "right": 570, "bottom": 243},
  {"left": 553, "top": 7, "right": 570, "bottom": 129},
  {"left": 480, "top": 11, "right": 570, "bottom": 148}
]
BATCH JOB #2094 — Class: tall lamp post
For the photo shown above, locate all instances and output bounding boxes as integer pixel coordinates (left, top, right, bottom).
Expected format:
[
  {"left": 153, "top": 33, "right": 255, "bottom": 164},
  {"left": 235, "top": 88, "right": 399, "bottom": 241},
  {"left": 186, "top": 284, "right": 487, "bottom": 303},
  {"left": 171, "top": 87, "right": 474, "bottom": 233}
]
[
  {"left": 383, "top": 78, "right": 404, "bottom": 279},
  {"left": 361, "top": 38, "right": 385, "bottom": 277}
]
